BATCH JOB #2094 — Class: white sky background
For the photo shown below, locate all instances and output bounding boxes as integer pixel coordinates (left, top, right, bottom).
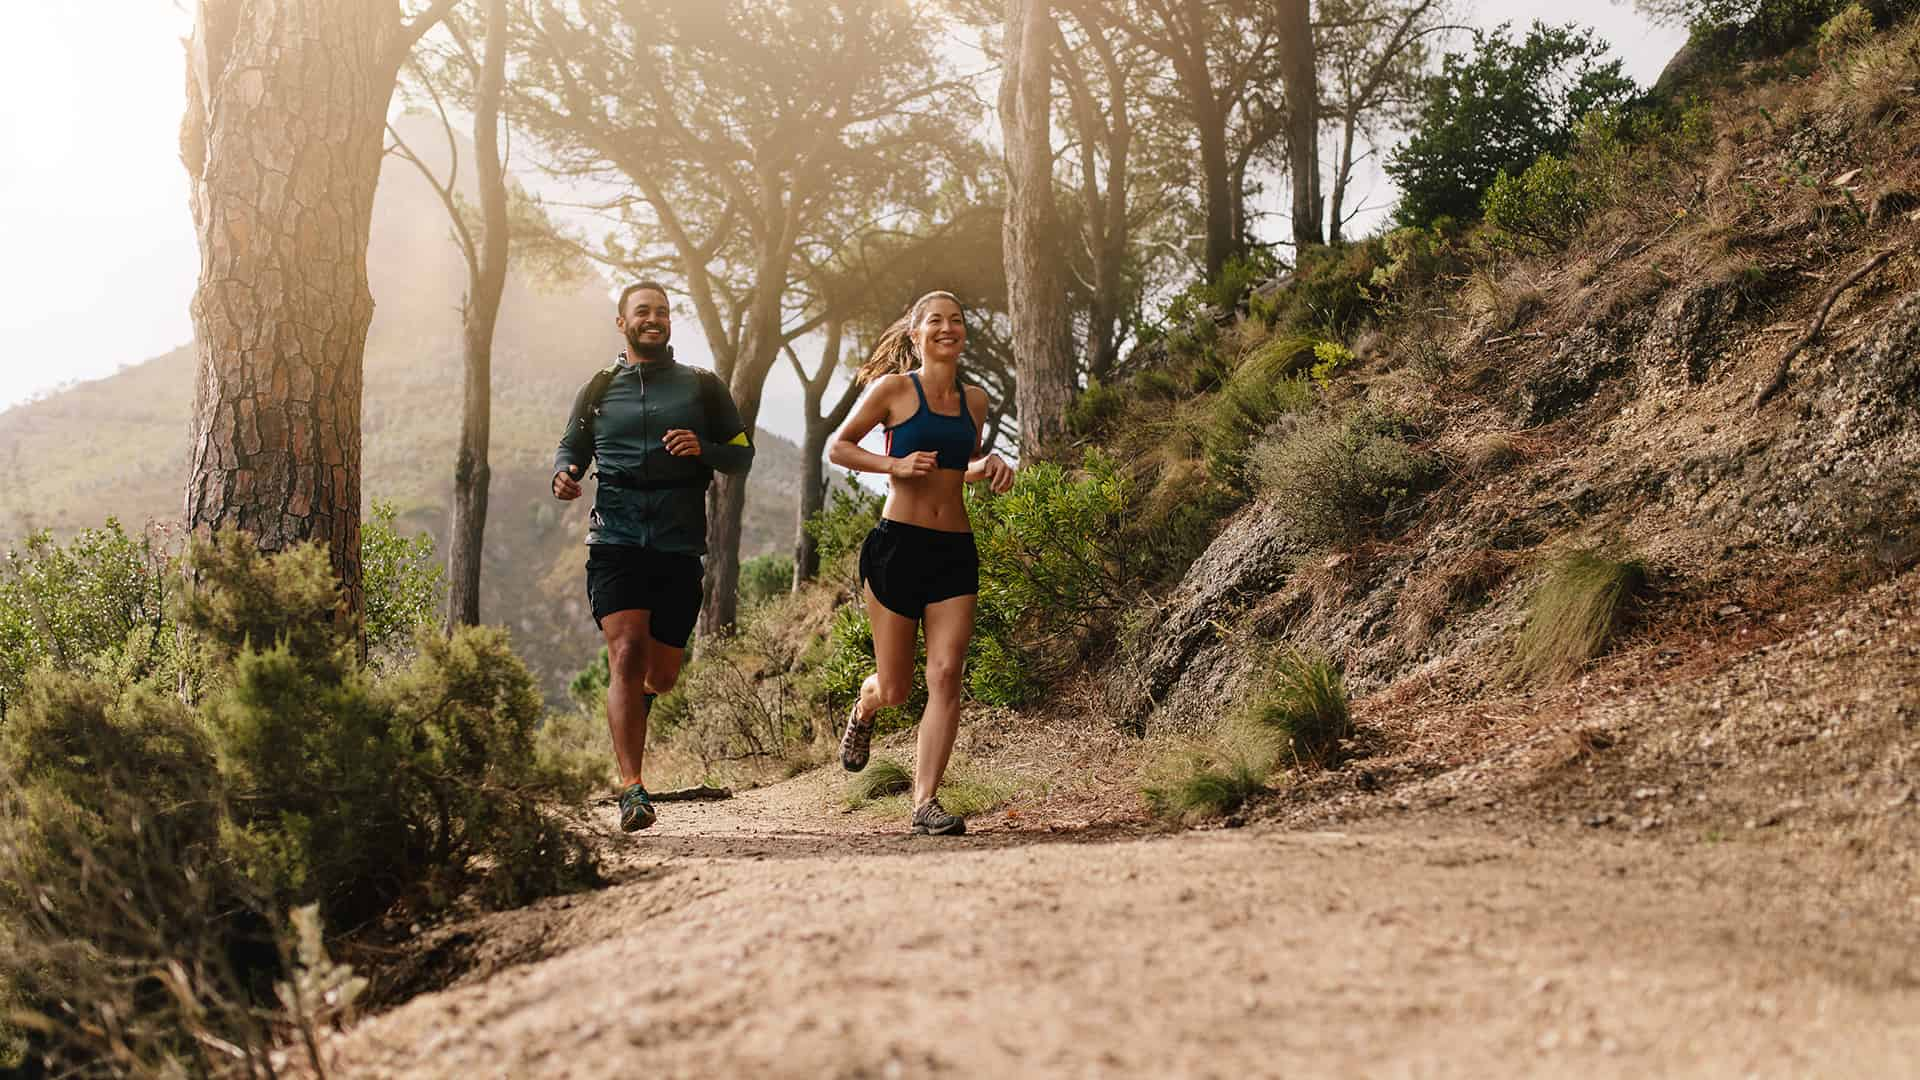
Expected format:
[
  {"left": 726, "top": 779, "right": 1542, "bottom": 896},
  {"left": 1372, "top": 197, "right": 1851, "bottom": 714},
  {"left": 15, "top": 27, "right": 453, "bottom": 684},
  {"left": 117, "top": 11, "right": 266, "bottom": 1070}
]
[{"left": 0, "top": 1, "right": 1685, "bottom": 435}]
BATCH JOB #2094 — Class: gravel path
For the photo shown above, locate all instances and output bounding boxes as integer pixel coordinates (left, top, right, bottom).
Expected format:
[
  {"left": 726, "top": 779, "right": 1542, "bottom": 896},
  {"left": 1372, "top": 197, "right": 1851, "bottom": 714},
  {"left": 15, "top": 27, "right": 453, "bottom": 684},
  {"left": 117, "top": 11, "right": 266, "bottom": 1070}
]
[{"left": 317, "top": 776, "right": 1919, "bottom": 1079}]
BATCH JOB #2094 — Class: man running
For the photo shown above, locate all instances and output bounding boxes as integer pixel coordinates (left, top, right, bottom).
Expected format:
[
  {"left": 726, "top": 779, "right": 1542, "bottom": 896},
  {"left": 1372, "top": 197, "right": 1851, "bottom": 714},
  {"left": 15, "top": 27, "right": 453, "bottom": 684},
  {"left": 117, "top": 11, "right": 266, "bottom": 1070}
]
[{"left": 553, "top": 281, "right": 754, "bottom": 832}]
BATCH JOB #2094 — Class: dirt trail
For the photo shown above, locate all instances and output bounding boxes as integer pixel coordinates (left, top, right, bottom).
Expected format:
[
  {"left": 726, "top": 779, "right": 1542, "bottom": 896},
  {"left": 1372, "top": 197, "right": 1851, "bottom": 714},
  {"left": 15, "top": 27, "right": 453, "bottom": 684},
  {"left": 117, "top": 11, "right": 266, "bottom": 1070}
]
[{"left": 320, "top": 775, "right": 1918, "bottom": 1079}]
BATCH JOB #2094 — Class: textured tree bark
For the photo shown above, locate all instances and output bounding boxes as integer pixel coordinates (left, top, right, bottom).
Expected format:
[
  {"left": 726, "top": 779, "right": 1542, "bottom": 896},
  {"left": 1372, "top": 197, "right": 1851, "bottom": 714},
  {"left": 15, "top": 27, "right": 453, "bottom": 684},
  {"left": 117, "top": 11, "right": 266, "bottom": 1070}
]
[
  {"left": 1275, "top": 0, "right": 1323, "bottom": 252},
  {"left": 1001, "top": 0, "right": 1076, "bottom": 461},
  {"left": 792, "top": 322, "right": 854, "bottom": 589},
  {"left": 182, "top": 0, "right": 445, "bottom": 639},
  {"left": 447, "top": 0, "right": 511, "bottom": 630}
]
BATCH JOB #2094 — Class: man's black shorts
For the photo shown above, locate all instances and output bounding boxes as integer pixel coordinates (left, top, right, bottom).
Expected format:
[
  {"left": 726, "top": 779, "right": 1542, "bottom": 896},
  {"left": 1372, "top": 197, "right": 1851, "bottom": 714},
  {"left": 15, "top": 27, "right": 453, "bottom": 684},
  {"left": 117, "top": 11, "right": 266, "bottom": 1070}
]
[
  {"left": 859, "top": 519, "right": 979, "bottom": 620},
  {"left": 585, "top": 544, "right": 703, "bottom": 648}
]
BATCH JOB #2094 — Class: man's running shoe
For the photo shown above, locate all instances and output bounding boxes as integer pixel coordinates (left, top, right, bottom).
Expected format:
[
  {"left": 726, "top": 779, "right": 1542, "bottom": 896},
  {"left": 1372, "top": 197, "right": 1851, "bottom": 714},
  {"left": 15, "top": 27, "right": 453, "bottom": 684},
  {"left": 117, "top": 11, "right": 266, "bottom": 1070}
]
[
  {"left": 911, "top": 796, "right": 965, "bottom": 836},
  {"left": 617, "top": 782, "right": 657, "bottom": 833},
  {"left": 839, "top": 701, "right": 873, "bottom": 773}
]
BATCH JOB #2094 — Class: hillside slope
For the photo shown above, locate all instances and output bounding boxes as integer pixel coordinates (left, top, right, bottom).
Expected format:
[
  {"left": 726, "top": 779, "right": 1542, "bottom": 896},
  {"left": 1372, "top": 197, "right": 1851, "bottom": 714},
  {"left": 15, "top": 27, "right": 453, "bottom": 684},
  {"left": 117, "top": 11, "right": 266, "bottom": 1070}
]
[{"left": 0, "top": 122, "right": 804, "bottom": 700}]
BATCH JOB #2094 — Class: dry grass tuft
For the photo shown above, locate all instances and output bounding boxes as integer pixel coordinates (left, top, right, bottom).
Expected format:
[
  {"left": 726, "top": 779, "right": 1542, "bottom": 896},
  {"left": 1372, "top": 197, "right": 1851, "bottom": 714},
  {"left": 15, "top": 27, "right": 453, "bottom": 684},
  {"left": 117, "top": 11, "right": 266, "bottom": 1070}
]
[
  {"left": 1507, "top": 549, "right": 1648, "bottom": 683},
  {"left": 1398, "top": 548, "right": 1516, "bottom": 645},
  {"left": 1143, "top": 754, "right": 1267, "bottom": 822},
  {"left": 844, "top": 757, "right": 913, "bottom": 807},
  {"left": 1245, "top": 647, "right": 1354, "bottom": 769}
]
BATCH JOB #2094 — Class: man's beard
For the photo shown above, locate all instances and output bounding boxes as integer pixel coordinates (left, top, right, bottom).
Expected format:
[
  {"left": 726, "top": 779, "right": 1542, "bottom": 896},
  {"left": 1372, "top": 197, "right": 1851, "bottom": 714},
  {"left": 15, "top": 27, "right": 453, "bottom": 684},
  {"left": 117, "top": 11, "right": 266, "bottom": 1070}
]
[{"left": 627, "top": 326, "right": 671, "bottom": 361}]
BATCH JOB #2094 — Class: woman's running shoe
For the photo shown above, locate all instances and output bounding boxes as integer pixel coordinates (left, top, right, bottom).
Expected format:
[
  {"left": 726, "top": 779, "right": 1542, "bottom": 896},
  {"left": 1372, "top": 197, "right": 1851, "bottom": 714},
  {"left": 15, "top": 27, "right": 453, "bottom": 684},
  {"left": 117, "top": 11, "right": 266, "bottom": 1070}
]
[
  {"left": 911, "top": 796, "right": 965, "bottom": 836},
  {"left": 617, "top": 782, "right": 657, "bottom": 833},
  {"left": 839, "top": 701, "right": 873, "bottom": 772}
]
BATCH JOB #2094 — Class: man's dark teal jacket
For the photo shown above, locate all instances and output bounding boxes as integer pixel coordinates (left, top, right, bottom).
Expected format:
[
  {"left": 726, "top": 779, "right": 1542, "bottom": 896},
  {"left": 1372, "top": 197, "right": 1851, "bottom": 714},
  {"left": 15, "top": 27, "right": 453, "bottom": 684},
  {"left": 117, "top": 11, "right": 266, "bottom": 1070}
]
[{"left": 552, "top": 349, "right": 754, "bottom": 554}]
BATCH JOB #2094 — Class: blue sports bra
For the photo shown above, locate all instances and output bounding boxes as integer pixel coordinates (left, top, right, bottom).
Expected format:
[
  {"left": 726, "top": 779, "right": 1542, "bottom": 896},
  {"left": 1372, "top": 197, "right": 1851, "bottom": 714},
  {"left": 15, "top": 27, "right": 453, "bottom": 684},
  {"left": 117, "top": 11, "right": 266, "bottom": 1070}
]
[{"left": 885, "top": 372, "right": 977, "bottom": 471}]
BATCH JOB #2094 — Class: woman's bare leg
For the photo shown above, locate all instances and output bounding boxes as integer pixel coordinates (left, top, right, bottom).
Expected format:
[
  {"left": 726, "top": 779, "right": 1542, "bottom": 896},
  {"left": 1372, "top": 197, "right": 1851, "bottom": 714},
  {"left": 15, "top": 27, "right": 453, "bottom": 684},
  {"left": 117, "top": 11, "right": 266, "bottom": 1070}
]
[{"left": 913, "top": 593, "right": 976, "bottom": 807}]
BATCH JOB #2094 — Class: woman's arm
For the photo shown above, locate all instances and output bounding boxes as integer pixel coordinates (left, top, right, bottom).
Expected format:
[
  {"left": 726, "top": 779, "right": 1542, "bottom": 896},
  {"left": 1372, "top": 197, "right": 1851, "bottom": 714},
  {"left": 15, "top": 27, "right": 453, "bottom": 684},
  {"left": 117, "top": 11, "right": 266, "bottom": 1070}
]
[
  {"left": 960, "top": 387, "right": 1015, "bottom": 492},
  {"left": 829, "top": 375, "right": 935, "bottom": 479}
]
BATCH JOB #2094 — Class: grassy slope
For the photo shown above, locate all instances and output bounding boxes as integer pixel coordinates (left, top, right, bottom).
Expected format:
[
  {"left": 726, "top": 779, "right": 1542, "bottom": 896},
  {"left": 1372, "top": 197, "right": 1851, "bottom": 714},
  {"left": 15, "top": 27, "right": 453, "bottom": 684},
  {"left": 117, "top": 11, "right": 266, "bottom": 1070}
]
[{"left": 0, "top": 125, "right": 804, "bottom": 702}]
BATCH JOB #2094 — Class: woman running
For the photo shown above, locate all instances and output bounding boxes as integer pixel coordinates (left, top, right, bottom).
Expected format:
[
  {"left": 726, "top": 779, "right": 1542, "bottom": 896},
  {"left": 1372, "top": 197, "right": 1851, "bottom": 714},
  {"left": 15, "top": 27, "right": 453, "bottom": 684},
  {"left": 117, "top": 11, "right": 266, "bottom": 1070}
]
[{"left": 828, "top": 290, "right": 1016, "bottom": 836}]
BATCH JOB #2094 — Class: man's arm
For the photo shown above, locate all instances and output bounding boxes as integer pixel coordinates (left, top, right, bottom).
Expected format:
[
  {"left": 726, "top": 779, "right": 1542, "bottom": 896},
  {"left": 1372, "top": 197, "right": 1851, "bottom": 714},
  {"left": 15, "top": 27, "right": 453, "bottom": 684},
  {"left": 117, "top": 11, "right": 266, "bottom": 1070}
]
[
  {"left": 696, "top": 371, "right": 754, "bottom": 475},
  {"left": 553, "top": 377, "right": 598, "bottom": 493}
]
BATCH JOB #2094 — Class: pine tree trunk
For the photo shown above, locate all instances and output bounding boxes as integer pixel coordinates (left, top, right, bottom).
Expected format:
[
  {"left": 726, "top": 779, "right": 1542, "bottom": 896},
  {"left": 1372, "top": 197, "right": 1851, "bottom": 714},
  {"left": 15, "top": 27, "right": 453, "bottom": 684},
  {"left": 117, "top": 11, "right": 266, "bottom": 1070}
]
[
  {"left": 1276, "top": 0, "right": 1323, "bottom": 252},
  {"left": 181, "top": 0, "right": 422, "bottom": 639},
  {"left": 793, "top": 425, "right": 828, "bottom": 587},
  {"left": 447, "top": 0, "right": 510, "bottom": 630},
  {"left": 1001, "top": 0, "right": 1075, "bottom": 461}
]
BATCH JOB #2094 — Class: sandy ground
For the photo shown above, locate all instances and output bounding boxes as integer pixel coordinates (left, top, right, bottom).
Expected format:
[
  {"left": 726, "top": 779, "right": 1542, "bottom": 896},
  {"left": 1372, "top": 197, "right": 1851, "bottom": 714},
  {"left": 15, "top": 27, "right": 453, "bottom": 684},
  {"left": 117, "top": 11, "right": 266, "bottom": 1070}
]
[{"left": 314, "top": 773, "right": 1919, "bottom": 1080}]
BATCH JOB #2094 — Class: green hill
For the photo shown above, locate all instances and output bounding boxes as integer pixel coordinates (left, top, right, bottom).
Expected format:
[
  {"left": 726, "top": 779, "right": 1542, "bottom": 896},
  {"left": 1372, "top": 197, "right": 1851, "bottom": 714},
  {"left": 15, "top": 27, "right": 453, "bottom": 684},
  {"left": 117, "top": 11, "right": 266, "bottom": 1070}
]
[{"left": 0, "top": 123, "right": 802, "bottom": 701}]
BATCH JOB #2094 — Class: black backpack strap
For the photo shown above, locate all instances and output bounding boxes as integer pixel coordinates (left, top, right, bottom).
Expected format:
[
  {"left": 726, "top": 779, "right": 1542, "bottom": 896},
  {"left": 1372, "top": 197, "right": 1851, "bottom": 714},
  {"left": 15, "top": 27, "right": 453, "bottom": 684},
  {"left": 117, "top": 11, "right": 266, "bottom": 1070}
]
[{"left": 580, "top": 361, "right": 621, "bottom": 441}]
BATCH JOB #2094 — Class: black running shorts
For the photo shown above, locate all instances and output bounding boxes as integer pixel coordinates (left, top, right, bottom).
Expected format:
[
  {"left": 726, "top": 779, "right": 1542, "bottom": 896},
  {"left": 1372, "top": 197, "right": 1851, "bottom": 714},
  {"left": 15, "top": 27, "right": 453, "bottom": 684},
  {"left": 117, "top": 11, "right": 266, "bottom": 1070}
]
[
  {"left": 585, "top": 544, "right": 703, "bottom": 648},
  {"left": 859, "top": 519, "right": 979, "bottom": 620}
]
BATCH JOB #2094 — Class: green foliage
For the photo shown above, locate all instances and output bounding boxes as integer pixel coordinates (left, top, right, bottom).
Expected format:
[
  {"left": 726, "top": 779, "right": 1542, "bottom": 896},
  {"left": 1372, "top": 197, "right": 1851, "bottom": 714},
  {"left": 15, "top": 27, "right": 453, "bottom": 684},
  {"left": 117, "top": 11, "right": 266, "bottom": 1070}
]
[
  {"left": 1310, "top": 342, "right": 1358, "bottom": 389},
  {"left": 1818, "top": 2, "right": 1876, "bottom": 51},
  {"left": 1144, "top": 755, "right": 1266, "bottom": 822},
  {"left": 362, "top": 499, "right": 444, "bottom": 654},
  {"left": 1251, "top": 410, "right": 1442, "bottom": 547},
  {"left": 1667, "top": 0, "right": 1851, "bottom": 52},
  {"left": 1387, "top": 21, "right": 1637, "bottom": 228},
  {"left": 1271, "top": 242, "right": 1390, "bottom": 336},
  {"left": 804, "top": 473, "right": 884, "bottom": 573},
  {"left": 1508, "top": 549, "right": 1648, "bottom": 683},
  {"left": 845, "top": 756, "right": 913, "bottom": 806},
  {"left": 1244, "top": 648, "right": 1353, "bottom": 769},
  {"left": 1204, "top": 357, "right": 1318, "bottom": 491},
  {"left": 1210, "top": 249, "right": 1279, "bottom": 311},
  {"left": 0, "top": 521, "right": 173, "bottom": 720},
  {"left": 738, "top": 553, "right": 794, "bottom": 609},
  {"left": 813, "top": 605, "right": 926, "bottom": 734},
  {"left": 970, "top": 452, "right": 1144, "bottom": 643},
  {"left": 1482, "top": 153, "right": 1597, "bottom": 250},
  {"left": 0, "top": 532, "right": 601, "bottom": 1072},
  {"left": 1067, "top": 378, "right": 1128, "bottom": 440}
]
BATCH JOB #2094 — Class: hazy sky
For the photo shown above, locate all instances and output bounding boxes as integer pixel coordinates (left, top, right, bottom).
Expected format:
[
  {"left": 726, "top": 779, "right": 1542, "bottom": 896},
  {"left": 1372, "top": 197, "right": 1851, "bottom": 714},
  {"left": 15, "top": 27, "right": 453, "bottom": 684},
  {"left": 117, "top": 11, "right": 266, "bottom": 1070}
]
[{"left": 0, "top": 1, "right": 1683, "bottom": 434}]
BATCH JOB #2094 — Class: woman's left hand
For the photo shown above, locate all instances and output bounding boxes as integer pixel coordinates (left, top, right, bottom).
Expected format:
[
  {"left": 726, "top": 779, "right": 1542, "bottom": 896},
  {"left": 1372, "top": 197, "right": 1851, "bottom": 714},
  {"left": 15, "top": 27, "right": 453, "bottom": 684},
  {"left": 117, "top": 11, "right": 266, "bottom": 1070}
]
[{"left": 977, "top": 453, "right": 1015, "bottom": 494}]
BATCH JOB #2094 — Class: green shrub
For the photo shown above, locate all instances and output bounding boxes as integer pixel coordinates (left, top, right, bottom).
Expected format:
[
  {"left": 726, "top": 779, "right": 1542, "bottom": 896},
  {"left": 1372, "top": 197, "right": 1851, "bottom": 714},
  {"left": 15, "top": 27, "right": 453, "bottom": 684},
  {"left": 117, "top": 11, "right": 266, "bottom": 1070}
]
[
  {"left": 1667, "top": 0, "right": 1850, "bottom": 53},
  {"left": 1507, "top": 549, "right": 1647, "bottom": 682},
  {"left": 1203, "top": 366, "right": 1317, "bottom": 491},
  {"left": 1273, "top": 242, "right": 1389, "bottom": 336},
  {"left": 1250, "top": 410, "right": 1441, "bottom": 547},
  {"left": 362, "top": 499, "right": 443, "bottom": 654},
  {"left": 0, "top": 520, "right": 173, "bottom": 719},
  {"left": 738, "top": 553, "right": 794, "bottom": 609},
  {"left": 812, "top": 604, "right": 926, "bottom": 735},
  {"left": 1067, "top": 378, "right": 1127, "bottom": 439},
  {"left": 1210, "top": 249, "right": 1279, "bottom": 311},
  {"left": 1310, "top": 341, "right": 1357, "bottom": 388},
  {"left": 1817, "top": 2, "right": 1875, "bottom": 52},
  {"left": 1144, "top": 755, "right": 1266, "bottom": 822},
  {"left": 1482, "top": 153, "right": 1596, "bottom": 250},
  {"left": 1370, "top": 223, "right": 1459, "bottom": 298},
  {"left": 970, "top": 451, "right": 1146, "bottom": 643},
  {"left": 1245, "top": 648, "right": 1353, "bottom": 769},
  {"left": 845, "top": 756, "right": 913, "bottom": 806},
  {"left": 804, "top": 473, "right": 884, "bottom": 574},
  {"left": 1, "top": 533, "right": 601, "bottom": 1073},
  {"left": 1387, "top": 21, "right": 1635, "bottom": 228}
]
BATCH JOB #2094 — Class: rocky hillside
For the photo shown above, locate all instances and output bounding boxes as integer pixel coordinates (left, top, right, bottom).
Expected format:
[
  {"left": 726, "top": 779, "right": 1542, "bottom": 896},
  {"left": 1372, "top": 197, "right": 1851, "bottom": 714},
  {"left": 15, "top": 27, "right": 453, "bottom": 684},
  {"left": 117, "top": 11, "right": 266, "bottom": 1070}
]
[
  {"left": 0, "top": 120, "right": 805, "bottom": 701},
  {"left": 1107, "top": 18, "right": 1919, "bottom": 856}
]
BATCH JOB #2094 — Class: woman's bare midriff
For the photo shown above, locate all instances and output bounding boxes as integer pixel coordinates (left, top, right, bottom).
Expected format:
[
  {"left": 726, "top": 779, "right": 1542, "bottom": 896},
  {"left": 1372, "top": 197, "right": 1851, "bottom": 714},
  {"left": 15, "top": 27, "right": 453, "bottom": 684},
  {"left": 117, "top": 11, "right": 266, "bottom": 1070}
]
[{"left": 881, "top": 470, "right": 970, "bottom": 532}]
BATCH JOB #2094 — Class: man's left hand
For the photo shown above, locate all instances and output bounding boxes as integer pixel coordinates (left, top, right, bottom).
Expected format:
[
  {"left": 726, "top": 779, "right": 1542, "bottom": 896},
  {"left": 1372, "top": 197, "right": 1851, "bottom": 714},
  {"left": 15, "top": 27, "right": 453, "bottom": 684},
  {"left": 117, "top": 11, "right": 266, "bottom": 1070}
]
[{"left": 663, "top": 429, "right": 702, "bottom": 457}]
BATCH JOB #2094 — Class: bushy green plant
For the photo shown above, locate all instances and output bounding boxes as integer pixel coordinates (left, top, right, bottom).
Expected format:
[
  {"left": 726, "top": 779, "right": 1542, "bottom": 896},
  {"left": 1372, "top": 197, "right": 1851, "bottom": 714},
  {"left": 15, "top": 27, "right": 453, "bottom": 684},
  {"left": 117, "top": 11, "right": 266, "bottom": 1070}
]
[
  {"left": 1482, "top": 152, "right": 1596, "bottom": 250},
  {"left": 1310, "top": 341, "right": 1358, "bottom": 388},
  {"left": 1817, "top": 2, "right": 1876, "bottom": 51},
  {"left": 1387, "top": 21, "right": 1635, "bottom": 228},
  {"left": 1067, "top": 378, "right": 1128, "bottom": 439},
  {"left": 1245, "top": 648, "right": 1353, "bottom": 768},
  {"left": 0, "top": 520, "right": 173, "bottom": 719},
  {"left": 362, "top": 499, "right": 443, "bottom": 654},
  {"left": 1210, "top": 249, "right": 1279, "bottom": 311},
  {"left": 1143, "top": 754, "right": 1266, "bottom": 822},
  {"left": 1271, "top": 242, "right": 1390, "bottom": 336},
  {"left": 1507, "top": 549, "right": 1647, "bottom": 682},
  {"left": 812, "top": 604, "right": 926, "bottom": 735},
  {"left": 1204, "top": 364, "right": 1317, "bottom": 491},
  {"left": 804, "top": 473, "right": 884, "bottom": 573},
  {"left": 1251, "top": 410, "right": 1442, "bottom": 547},
  {"left": 970, "top": 451, "right": 1144, "bottom": 642},
  {"left": 1370, "top": 223, "right": 1459, "bottom": 298},
  {"left": 1656, "top": 0, "right": 1851, "bottom": 53},
  {"left": 738, "top": 553, "right": 794, "bottom": 609},
  {"left": 1, "top": 533, "right": 601, "bottom": 1073}
]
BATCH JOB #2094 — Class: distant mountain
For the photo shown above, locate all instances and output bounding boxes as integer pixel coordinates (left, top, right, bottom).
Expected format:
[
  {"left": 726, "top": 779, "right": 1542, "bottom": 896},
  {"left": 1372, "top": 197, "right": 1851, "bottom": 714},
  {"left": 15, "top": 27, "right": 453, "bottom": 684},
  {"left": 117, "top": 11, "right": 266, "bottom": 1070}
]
[{"left": 0, "top": 117, "right": 803, "bottom": 702}]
